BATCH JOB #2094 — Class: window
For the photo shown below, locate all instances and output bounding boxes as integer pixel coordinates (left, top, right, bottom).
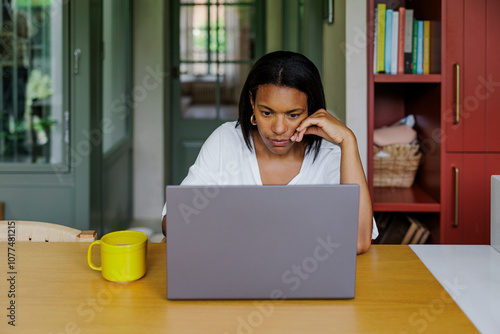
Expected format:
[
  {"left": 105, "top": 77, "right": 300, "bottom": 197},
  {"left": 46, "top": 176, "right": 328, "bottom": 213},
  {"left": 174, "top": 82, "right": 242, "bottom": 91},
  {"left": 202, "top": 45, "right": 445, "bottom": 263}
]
[{"left": 178, "top": 0, "right": 257, "bottom": 119}]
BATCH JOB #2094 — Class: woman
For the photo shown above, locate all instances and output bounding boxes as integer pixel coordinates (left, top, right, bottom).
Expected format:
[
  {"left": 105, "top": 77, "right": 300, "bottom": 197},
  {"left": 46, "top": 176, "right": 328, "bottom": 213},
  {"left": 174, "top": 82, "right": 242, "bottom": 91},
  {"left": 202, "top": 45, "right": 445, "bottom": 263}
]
[{"left": 162, "top": 51, "right": 377, "bottom": 254}]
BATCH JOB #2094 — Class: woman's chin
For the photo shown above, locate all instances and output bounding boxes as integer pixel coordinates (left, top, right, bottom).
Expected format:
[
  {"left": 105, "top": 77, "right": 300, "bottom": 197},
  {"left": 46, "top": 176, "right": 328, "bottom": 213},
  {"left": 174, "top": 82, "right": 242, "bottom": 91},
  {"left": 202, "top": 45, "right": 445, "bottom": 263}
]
[{"left": 266, "top": 142, "right": 294, "bottom": 155}]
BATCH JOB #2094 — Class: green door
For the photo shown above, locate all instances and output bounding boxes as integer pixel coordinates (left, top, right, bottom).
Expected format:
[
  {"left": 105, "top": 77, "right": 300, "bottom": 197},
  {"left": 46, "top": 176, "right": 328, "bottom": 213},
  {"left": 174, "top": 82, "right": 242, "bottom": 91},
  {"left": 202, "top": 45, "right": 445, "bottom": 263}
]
[
  {"left": 0, "top": 0, "right": 133, "bottom": 234},
  {"left": 0, "top": 0, "right": 84, "bottom": 227},
  {"left": 169, "top": 0, "right": 264, "bottom": 185}
]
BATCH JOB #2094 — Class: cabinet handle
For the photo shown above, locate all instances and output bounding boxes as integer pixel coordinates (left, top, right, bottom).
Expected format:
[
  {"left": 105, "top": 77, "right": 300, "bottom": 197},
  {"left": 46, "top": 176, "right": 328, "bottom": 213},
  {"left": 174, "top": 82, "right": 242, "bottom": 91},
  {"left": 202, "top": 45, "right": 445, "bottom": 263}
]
[
  {"left": 454, "top": 63, "right": 460, "bottom": 124},
  {"left": 453, "top": 166, "right": 459, "bottom": 228}
]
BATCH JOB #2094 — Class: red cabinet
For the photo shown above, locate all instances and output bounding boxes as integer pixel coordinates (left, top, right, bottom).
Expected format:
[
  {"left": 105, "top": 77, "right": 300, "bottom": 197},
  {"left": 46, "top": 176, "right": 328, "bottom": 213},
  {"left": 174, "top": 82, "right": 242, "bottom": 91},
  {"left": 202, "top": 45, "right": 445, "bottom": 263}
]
[
  {"left": 443, "top": 154, "right": 490, "bottom": 244},
  {"left": 445, "top": 0, "right": 500, "bottom": 153},
  {"left": 485, "top": 0, "right": 500, "bottom": 152},
  {"left": 443, "top": 154, "right": 500, "bottom": 244},
  {"left": 442, "top": 0, "right": 500, "bottom": 244}
]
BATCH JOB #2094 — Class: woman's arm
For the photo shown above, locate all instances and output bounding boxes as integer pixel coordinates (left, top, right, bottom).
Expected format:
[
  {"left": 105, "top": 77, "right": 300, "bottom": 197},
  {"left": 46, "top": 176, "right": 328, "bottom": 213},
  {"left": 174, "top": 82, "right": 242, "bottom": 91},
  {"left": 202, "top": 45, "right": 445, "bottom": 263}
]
[
  {"left": 292, "top": 109, "right": 373, "bottom": 254},
  {"left": 337, "top": 134, "right": 373, "bottom": 254},
  {"left": 162, "top": 215, "right": 166, "bottom": 236}
]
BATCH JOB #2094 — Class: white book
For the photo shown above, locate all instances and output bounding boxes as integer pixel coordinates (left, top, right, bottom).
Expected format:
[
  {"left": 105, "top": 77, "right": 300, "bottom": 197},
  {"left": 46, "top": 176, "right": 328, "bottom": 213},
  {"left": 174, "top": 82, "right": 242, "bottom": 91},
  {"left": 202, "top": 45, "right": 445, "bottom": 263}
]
[
  {"left": 404, "top": 9, "right": 414, "bottom": 52},
  {"left": 391, "top": 11, "right": 399, "bottom": 75},
  {"left": 373, "top": 7, "right": 378, "bottom": 74},
  {"left": 404, "top": 9, "right": 414, "bottom": 73}
]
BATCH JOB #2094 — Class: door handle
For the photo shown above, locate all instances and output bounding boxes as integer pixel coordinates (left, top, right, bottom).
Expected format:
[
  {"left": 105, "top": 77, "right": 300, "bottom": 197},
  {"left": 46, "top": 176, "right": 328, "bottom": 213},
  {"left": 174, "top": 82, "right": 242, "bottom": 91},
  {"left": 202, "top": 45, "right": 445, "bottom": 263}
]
[
  {"left": 454, "top": 63, "right": 460, "bottom": 124},
  {"left": 74, "top": 49, "right": 82, "bottom": 74},
  {"left": 453, "top": 166, "right": 459, "bottom": 228}
]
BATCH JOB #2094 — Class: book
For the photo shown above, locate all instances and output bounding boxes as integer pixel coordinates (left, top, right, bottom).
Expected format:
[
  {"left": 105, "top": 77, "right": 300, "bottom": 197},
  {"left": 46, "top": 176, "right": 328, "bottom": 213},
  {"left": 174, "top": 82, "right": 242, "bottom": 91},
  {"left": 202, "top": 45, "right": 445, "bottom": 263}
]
[
  {"left": 417, "top": 20, "right": 424, "bottom": 75},
  {"left": 401, "top": 217, "right": 419, "bottom": 244},
  {"left": 373, "top": 7, "right": 378, "bottom": 74},
  {"left": 391, "top": 11, "right": 399, "bottom": 75},
  {"left": 411, "top": 20, "right": 418, "bottom": 74},
  {"left": 377, "top": 214, "right": 410, "bottom": 244},
  {"left": 384, "top": 9, "right": 393, "bottom": 73},
  {"left": 397, "top": 7, "right": 405, "bottom": 74},
  {"left": 411, "top": 227, "right": 426, "bottom": 244},
  {"left": 403, "top": 9, "right": 413, "bottom": 73},
  {"left": 423, "top": 20, "right": 431, "bottom": 74},
  {"left": 416, "top": 229, "right": 430, "bottom": 244},
  {"left": 376, "top": 214, "right": 431, "bottom": 244},
  {"left": 407, "top": 216, "right": 424, "bottom": 244},
  {"left": 430, "top": 21, "right": 441, "bottom": 74},
  {"left": 376, "top": 4, "right": 386, "bottom": 73},
  {"left": 407, "top": 216, "right": 430, "bottom": 244},
  {"left": 377, "top": 215, "right": 406, "bottom": 244}
]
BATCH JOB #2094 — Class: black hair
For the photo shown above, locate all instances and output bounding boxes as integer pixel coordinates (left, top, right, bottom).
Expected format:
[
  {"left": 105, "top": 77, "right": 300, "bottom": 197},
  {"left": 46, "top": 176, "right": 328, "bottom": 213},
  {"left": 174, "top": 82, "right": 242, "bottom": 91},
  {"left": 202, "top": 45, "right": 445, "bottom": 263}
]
[{"left": 237, "top": 51, "right": 325, "bottom": 160}]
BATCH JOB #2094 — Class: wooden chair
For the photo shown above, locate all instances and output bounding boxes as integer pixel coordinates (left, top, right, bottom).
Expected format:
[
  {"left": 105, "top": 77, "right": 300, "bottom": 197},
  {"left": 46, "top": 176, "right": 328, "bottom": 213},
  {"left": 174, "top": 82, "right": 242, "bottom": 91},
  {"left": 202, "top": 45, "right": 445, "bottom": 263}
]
[{"left": 0, "top": 220, "right": 96, "bottom": 242}]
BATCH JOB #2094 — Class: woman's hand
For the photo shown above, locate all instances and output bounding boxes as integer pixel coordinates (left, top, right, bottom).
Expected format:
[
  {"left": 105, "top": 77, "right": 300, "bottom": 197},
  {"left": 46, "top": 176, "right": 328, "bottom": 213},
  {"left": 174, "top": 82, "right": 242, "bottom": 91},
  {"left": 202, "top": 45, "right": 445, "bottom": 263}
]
[{"left": 290, "top": 109, "right": 353, "bottom": 146}]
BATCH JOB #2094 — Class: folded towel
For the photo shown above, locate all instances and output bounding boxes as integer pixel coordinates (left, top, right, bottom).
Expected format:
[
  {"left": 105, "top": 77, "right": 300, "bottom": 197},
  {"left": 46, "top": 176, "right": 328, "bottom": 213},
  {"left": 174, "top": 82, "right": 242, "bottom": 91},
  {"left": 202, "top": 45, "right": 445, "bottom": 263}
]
[{"left": 373, "top": 124, "right": 417, "bottom": 146}]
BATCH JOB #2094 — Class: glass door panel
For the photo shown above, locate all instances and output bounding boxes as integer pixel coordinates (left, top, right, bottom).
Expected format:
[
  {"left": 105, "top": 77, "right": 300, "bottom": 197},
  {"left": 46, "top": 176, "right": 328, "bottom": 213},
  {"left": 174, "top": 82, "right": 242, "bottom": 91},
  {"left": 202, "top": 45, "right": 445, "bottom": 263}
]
[
  {"left": 171, "top": 0, "right": 263, "bottom": 184},
  {"left": 178, "top": 0, "right": 255, "bottom": 120},
  {"left": 0, "top": 0, "right": 65, "bottom": 165}
]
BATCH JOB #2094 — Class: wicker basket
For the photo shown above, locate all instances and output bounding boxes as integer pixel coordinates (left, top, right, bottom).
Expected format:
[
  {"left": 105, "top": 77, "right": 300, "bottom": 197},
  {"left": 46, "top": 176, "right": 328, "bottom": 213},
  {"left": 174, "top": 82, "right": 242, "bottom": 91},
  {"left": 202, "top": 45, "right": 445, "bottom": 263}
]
[{"left": 373, "top": 144, "right": 422, "bottom": 188}]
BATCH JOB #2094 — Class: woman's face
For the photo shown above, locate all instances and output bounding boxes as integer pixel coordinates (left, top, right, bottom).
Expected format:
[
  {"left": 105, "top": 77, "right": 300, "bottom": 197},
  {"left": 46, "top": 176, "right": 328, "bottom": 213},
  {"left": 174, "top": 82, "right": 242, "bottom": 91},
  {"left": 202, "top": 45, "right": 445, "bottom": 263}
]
[{"left": 250, "top": 84, "right": 309, "bottom": 155}]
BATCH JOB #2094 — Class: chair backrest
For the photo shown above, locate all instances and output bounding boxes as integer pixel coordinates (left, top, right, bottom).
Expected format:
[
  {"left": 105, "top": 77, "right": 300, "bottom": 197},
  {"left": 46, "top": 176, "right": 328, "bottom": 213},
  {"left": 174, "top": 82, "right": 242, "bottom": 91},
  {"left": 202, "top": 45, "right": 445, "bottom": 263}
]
[{"left": 0, "top": 221, "right": 97, "bottom": 242}]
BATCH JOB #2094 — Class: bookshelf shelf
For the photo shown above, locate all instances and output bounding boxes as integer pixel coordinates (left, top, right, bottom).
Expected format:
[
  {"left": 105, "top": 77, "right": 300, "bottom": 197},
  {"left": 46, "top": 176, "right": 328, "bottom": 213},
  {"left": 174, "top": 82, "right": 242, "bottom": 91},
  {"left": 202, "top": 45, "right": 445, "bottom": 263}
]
[
  {"left": 373, "top": 185, "right": 441, "bottom": 213},
  {"left": 374, "top": 74, "right": 441, "bottom": 83}
]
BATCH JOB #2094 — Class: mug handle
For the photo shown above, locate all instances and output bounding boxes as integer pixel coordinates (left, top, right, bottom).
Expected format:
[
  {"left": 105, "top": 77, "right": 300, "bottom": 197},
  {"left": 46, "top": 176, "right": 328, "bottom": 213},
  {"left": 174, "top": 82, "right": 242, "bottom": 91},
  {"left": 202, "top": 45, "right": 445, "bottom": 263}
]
[{"left": 87, "top": 240, "right": 102, "bottom": 271}]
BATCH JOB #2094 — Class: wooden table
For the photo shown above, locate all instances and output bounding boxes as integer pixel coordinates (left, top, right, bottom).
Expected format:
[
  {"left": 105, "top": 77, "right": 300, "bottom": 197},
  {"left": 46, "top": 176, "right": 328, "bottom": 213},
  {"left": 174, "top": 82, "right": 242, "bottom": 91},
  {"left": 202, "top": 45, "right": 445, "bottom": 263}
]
[{"left": 0, "top": 243, "right": 477, "bottom": 333}]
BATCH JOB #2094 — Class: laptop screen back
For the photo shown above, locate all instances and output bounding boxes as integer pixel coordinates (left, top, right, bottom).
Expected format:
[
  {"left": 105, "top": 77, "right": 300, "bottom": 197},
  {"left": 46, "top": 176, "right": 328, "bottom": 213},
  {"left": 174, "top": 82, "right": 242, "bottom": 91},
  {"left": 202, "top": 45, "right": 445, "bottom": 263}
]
[{"left": 166, "top": 184, "right": 359, "bottom": 300}]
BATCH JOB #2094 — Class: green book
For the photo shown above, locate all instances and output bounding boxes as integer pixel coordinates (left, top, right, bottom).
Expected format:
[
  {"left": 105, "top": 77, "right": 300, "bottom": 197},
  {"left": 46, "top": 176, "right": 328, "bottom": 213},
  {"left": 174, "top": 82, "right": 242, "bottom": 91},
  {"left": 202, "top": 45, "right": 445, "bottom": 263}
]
[
  {"left": 376, "top": 4, "right": 386, "bottom": 73},
  {"left": 411, "top": 20, "right": 418, "bottom": 74}
]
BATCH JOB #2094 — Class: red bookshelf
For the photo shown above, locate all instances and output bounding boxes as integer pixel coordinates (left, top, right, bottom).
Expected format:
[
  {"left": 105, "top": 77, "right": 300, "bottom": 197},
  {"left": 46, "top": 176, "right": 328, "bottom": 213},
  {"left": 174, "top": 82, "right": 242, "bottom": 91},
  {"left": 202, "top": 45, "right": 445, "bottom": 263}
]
[{"left": 368, "top": 0, "right": 443, "bottom": 243}]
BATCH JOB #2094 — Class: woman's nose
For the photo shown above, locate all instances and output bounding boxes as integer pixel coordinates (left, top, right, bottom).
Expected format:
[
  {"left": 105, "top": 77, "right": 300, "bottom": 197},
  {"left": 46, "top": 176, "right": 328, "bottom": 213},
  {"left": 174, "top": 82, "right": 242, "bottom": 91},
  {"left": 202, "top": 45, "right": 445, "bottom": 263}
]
[{"left": 272, "top": 116, "right": 287, "bottom": 135}]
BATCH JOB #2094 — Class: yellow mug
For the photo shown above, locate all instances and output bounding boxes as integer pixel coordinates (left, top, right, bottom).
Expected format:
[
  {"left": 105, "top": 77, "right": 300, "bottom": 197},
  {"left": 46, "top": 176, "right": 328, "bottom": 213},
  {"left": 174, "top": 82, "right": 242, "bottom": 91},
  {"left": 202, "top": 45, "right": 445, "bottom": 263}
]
[{"left": 87, "top": 230, "right": 148, "bottom": 282}]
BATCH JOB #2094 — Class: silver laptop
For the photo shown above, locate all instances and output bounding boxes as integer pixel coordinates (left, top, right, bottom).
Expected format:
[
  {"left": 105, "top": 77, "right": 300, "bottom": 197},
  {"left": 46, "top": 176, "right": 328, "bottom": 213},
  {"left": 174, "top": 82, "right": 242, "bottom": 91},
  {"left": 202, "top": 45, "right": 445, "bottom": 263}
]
[{"left": 166, "top": 184, "right": 359, "bottom": 300}]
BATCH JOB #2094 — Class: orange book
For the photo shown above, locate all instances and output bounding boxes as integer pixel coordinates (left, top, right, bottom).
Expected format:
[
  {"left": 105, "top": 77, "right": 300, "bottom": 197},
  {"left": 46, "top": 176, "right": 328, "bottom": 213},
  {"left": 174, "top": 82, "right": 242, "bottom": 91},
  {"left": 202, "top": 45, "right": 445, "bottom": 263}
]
[
  {"left": 398, "top": 7, "right": 405, "bottom": 74},
  {"left": 423, "top": 20, "right": 431, "bottom": 74}
]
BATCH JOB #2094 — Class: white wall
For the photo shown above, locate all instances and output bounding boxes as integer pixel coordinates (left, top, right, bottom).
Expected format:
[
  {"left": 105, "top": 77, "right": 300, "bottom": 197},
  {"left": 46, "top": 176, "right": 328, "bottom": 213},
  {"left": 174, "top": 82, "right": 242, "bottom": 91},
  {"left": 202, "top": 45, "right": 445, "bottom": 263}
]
[
  {"left": 132, "top": 0, "right": 165, "bottom": 224},
  {"left": 345, "top": 0, "right": 368, "bottom": 172}
]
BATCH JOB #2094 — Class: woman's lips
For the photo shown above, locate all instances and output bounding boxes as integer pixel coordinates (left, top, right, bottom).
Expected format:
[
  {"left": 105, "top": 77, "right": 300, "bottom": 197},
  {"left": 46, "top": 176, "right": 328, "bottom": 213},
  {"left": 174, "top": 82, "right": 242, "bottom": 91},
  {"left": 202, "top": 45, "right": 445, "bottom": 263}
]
[{"left": 269, "top": 139, "right": 290, "bottom": 147}]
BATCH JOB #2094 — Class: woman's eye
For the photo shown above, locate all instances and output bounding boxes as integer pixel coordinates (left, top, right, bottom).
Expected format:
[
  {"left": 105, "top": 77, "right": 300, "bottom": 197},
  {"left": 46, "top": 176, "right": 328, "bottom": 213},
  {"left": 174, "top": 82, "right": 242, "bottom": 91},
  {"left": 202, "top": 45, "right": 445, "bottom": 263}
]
[
  {"left": 262, "top": 111, "right": 272, "bottom": 116},
  {"left": 289, "top": 114, "right": 299, "bottom": 119}
]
